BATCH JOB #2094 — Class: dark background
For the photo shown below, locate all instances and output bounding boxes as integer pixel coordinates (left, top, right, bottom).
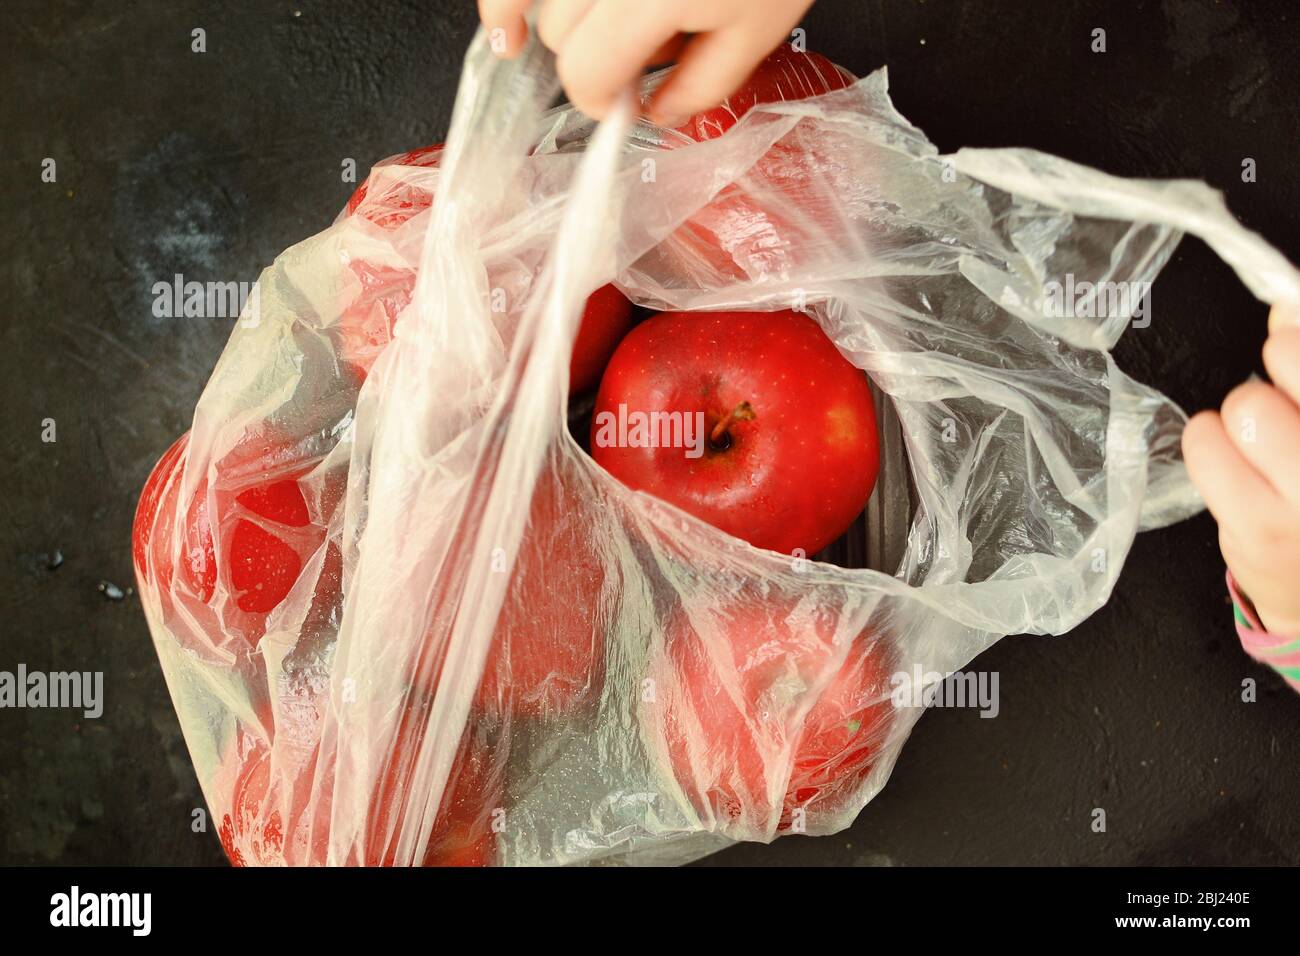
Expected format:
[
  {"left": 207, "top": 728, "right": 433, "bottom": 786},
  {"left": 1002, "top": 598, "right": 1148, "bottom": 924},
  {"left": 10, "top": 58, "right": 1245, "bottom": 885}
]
[{"left": 2, "top": 0, "right": 1297, "bottom": 866}]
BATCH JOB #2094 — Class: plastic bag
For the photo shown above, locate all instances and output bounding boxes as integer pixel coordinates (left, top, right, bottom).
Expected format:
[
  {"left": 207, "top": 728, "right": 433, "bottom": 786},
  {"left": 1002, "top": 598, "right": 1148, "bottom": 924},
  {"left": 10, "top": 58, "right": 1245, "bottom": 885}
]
[{"left": 133, "top": 29, "right": 1300, "bottom": 867}]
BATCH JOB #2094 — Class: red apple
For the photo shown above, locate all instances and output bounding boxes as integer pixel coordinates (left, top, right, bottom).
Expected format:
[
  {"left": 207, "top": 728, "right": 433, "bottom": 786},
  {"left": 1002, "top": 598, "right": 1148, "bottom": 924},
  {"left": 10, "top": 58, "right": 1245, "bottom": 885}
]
[
  {"left": 567, "top": 283, "right": 634, "bottom": 393},
  {"left": 397, "top": 467, "right": 605, "bottom": 721},
  {"left": 785, "top": 632, "right": 895, "bottom": 815},
  {"left": 339, "top": 145, "right": 633, "bottom": 390},
  {"left": 335, "top": 260, "right": 415, "bottom": 383},
  {"left": 132, "top": 432, "right": 195, "bottom": 603},
  {"left": 646, "top": 599, "right": 894, "bottom": 833},
  {"left": 361, "top": 703, "right": 503, "bottom": 867},
  {"left": 652, "top": 48, "right": 857, "bottom": 283},
  {"left": 133, "top": 432, "right": 325, "bottom": 647},
  {"left": 217, "top": 704, "right": 502, "bottom": 867},
  {"left": 338, "top": 270, "right": 632, "bottom": 392},
  {"left": 344, "top": 143, "right": 446, "bottom": 228},
  {"left": 591, "top": 309, "right": 879, "bottom": 557},
  {"left": 666, "top": 46, "right": 855, "bottom": 143},
  {"left": 217, "top": 739, "right": 284, "bottom": 867},
  {"left": 474, "top": 476, "right": 606, "bottom": 719},
  {"left": 407, "top": 470, "right": 605, "bottom": 721}
]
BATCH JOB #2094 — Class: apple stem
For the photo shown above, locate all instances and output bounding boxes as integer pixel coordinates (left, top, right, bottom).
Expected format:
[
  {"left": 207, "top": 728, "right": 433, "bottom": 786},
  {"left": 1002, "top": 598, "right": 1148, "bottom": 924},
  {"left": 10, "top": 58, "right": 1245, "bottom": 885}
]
[{"left": 710, "top": 401, "right": 756, "bottom": 448}]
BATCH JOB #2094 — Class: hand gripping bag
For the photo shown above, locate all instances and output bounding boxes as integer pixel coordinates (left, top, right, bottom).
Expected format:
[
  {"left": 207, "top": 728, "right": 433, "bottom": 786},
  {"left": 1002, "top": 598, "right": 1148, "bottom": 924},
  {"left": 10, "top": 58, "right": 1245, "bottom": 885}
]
[{"left": 133, "top": 29, "right": 1300, "bottom": 866}]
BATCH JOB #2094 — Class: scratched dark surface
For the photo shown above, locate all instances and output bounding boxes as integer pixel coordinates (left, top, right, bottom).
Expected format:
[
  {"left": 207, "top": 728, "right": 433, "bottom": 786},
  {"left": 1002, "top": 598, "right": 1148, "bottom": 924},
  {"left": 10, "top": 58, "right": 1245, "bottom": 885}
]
[{"left": 1, "top": 0, "right": 1297, "bottom": 867}]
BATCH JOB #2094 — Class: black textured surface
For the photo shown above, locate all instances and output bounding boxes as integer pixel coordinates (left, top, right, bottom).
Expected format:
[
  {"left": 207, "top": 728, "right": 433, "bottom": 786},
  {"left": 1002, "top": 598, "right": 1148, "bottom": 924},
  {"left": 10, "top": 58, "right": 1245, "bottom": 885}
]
[{"left": 2, "top": 0, "right": 1297, "bottom": 867}]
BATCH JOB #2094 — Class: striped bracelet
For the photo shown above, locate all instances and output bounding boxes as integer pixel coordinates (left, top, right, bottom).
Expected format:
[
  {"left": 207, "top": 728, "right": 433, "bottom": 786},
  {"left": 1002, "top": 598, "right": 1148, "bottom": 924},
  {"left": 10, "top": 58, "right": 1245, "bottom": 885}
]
[{"left": 1227, "top": 571, "right": 1300, "bottom": 690}]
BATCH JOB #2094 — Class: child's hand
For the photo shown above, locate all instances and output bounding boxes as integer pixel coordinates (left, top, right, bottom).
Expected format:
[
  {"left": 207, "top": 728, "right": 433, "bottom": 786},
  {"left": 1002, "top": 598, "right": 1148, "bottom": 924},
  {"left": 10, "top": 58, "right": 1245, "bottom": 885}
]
[
  {"left": 477, "top": 0, "right": 816, "bottom": 125},
  {"left": 1183, "top": 304, "right": 1300, "bottom": 634}
]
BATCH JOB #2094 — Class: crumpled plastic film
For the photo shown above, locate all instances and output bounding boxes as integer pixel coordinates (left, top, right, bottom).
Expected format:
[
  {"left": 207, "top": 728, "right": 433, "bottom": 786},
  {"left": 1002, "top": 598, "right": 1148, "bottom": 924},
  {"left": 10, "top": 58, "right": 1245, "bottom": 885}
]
[{"left": 134, "top": 28, "right": 1300, "bottom": 867}]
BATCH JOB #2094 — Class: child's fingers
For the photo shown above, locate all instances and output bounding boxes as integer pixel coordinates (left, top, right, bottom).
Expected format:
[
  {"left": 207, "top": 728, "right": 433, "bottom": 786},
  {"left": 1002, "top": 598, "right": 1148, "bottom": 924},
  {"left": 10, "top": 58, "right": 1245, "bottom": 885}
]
[
  {"left": 1268, "top": 301, "right": 1300, "bottom": 335},
  {"left": 646, "top": 0, "right": 815, "bottom": 125},
  {"left": 479, "top": 0, "right": 533, "bottom": 57},
  {"left": 536, "top": 0, "right": 595, "bottom": 53},
  {"left": 647, "top": 27, "right": 775, "bottom": 127},
  {"left": 647, "top": 34, "right": 690, "bottom": 67},
  {"left": 1183, "top": 409, "right": 1283, "bottom": 532},
  {"left": 1220, "top": 380, "right": 1300, "bottom": 506},
  {"left": 555, "top": 1, "right": 679, "bottom": 119},
  {"left": 1263, "top": 326, "right": 1300, "bottom": 405}
]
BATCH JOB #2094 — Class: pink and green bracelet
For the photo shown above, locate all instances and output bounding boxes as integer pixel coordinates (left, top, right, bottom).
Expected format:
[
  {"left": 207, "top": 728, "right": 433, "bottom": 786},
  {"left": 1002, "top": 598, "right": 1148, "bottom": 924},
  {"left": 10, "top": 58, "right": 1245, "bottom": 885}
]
[{"left": 1228, "top": 571, "right": 1300, "bottom": 691}]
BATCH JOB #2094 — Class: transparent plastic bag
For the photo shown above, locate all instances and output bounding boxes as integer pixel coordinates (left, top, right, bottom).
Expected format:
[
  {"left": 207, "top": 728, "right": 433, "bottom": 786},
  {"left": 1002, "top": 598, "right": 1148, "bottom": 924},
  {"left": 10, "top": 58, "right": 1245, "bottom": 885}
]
[{"left": 133, "top": 30, "right": 1300, "bottom": 866}]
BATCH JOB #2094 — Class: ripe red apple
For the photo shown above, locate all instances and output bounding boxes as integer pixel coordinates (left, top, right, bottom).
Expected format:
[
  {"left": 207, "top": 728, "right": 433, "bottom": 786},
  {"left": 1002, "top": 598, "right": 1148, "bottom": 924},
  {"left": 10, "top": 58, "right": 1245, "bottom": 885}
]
[
  {"left": 405, "top": 470, "right": 604, "bottom": 721},
  {"left": 786, "top": 633, "right": 895, "bottom": 814},
  {"left": 360, "top": 704, "right": 503, "bottom": 867},
  {"left": 340, "top": 144, "right": 633, "bottom": 390},
  {"left": 132, "top": 432, "right": 196, "bottom": 604},
  {"left": 217, "top": 740, "right": 283, "bottom": 867},
  {"left": 335, "top": 143, "right": 439, "bottom": 381},
  {"left": 217, "top": 709, "right": 500, "bottom": 867},
  {"left": 395, "top": 467, "right": 605, "bottom": 721},
  {"left": 344, "top": 143, "right": 446, "bottom": 228},
  {"left": 646, "top": 599, "right": 894, "bottom": 833},
  {"left": 337, "top": 269, "right": 631, "bottom": 391},
  {"left": 666, "top": 46, "right": 855, "bottom": 143},
  {"left": 591, "top": 309, "right": 879, "bottom": 557},
  {"left": 133, "top": 432, "right": 325, "bottom": 647},
  {"left": 566, "top": 283, "right": 634, "bottom": 393},
  {"left": 652, "top": 48, "right": 857, "bottom": 283},
  {"left": 335, "top": 260, "right": 416, "bottom": 383}
]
